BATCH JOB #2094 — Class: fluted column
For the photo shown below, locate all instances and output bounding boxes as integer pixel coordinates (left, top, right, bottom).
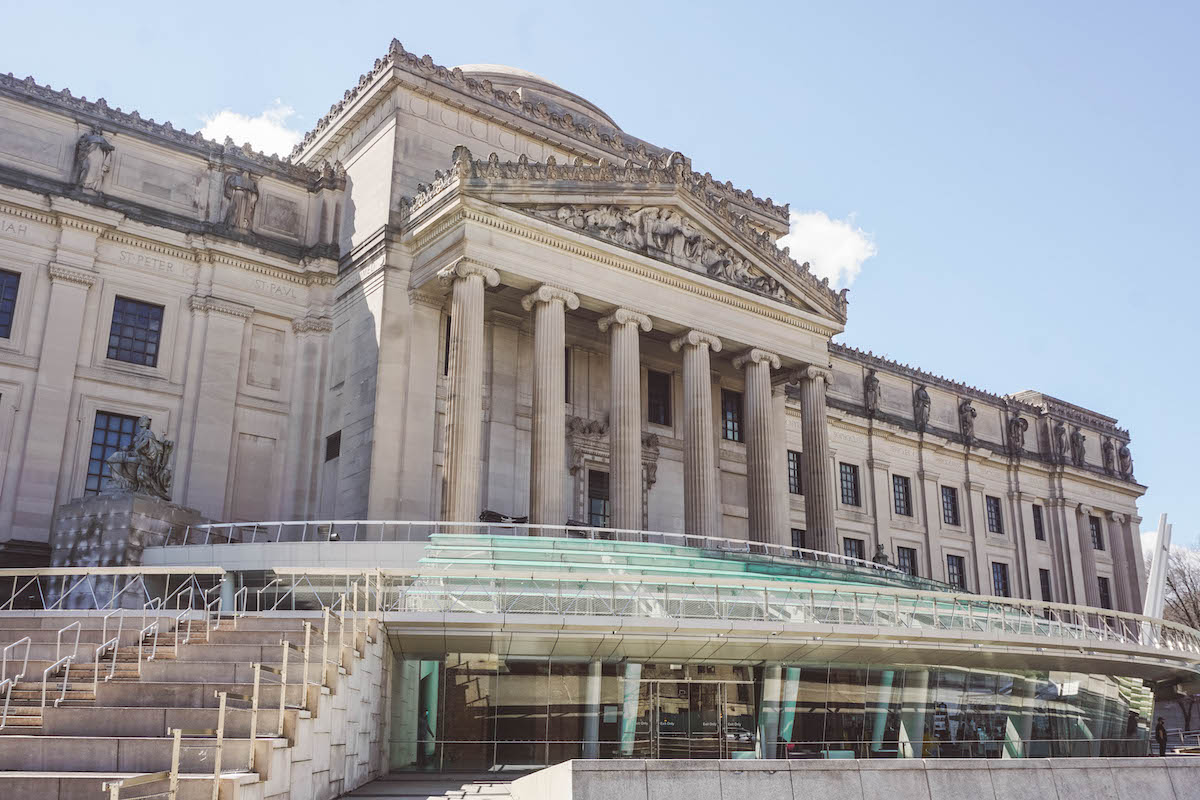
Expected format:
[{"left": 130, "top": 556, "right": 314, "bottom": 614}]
[
  {"left": 522, "top": 285, "right": 580, "bottom": 525},
  {"left": 670, "top": 330, "right": 723, "bottom": 537},
  {"left": 598, "top": 309, "right": 652, "bottom": 531},
  {"left": 439, "top": 261, "right": 499, "bottom": 522},
  {"left": 1075, "top": 503, "right": 1102, "bottom": 607},
  {"left": 796, "top": 365, "right": 836, "bottom": 553},
  {"left": 734, "top": 348, "right": 783, "bottom": 543}
]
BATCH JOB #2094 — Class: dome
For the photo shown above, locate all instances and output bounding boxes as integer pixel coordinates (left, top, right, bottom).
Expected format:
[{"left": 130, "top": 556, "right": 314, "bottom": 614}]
[{"left": 454, "top": 63, "right": 621, "bottom": 131}]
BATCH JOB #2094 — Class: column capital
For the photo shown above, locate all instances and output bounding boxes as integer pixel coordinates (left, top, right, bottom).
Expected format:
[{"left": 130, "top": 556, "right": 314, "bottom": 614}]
[
  {"left": 733, "top": 348, "right": 781, "bottom": 371},
  {"left": 47, "top": 262, "right": 97, "bottom": 288},
  {"left": 1107, "top": 511, "right": 1127, "bottom": 524},
  {"left": 409, "top": 288, "right": 446, "bottom": 310},
  {"left": 521, "top": 284, "right": 580, "bottom": 312},
  {"left": 1077, "top": 503, "right": 1094, "bottom": 516},
  {"left": 795, "top": 364, "right": 834, "bottom": 385},
  {"left": 437, "top": 259, "right": 499, "bottom": 287},
  {"left": 918, "top": 469, "right": 940, "bottom": 482},
  {"left": 189, "top": 295, "right": 253, "bottom": 319},
  {"left": 598, "top": 308, "right": 652, "bottom": 333},
  {"left": 670, "top": 330, "right": 723, "bottom": 353},
  {"left": 292, "top": 314, "right": 333, "bottom": 336}
]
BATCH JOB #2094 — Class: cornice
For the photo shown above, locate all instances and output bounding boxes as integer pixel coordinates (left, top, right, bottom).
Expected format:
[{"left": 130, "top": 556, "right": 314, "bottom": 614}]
[
  {"left": 0, "top": 199, "right": 54, "bottom": 227},
  {"left": 189, "top": 295, "right": 253, "bottom": 319},
  {"left": 293, "top": 40, "right": 789, "bottom": 225}
]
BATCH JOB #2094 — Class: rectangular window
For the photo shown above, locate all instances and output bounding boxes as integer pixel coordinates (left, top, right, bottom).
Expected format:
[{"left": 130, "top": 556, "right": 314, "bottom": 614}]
[
  {"left": 992, "top": 562, "right": 1011, "bottom": 597},
  {"left": 564, "top": 347, "right": 571, "bottom": 402},
  {"left": 843, "top": 537, "right": 865, "bottom": 561},
  {"left": 1032, "top": 504, "right": 1045, "bottom": 541},
  {"left": 897, "top": 546, "right": 918, "bottom": 577},
  {"left": 892, "top": 475, "right": 912, "bottom": 516},
  {"left": 1098, "top": 576, "right": 1113, "bottom": 610},
  {"left": 787, "top": 450, "right": 803, "bottom": 495},
  {"left": 790, "top": 528, "right": 806, "bottom": 552},
  {"left": 839, "top": 462, "right": 860, "bottom": 507},
  {"left": 986, "top": 495, "right": 1004, "bottom": 534},
  {"left": 1039, "top": 568, "right": 1053, "bottom": 603},
  {"left": 1089, "top": 515, "right": 1104, "bottom": 550},
  {"left": 941, "top": 486, "right": 960, "bottom": 526},
  {"left": 442, "top": 314, "right": 452, "bottom": 376},
  {"left": 107, "top": 297, "right": 164, "bottom": 367},
  {"left": 324, "top": 431, "right": 341, "bottom": 462},
  {"left": 647, "top": 370, "right": 671, "bottom": 426},
  {"left": 85, "top": 411, "right": 141, "bottom": 495},
  {"left": 587, "top": 470, "right": 610, "bottom": 528},
  {"left": 946, "top": 555, "right": 967, "bottom": 591},
  {"left": 721, "top": 389, "right": 743, "bottom": 442},
  {"left": 0, "top": 269, "right": 19, "bottom": 338}
]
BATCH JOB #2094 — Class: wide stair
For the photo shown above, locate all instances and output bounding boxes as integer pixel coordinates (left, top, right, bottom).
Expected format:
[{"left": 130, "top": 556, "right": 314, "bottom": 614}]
[
  {"left": 345, "top": 772, "right": 521, "bottom": 799},
  {"left": 0, "top": 610, "right": 387, "bottom": 799}
]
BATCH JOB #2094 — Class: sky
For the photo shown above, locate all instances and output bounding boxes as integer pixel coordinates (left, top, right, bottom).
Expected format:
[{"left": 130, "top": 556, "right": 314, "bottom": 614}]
[{"left": 5, "top": 1, "right": 1197, "bottom": 545}]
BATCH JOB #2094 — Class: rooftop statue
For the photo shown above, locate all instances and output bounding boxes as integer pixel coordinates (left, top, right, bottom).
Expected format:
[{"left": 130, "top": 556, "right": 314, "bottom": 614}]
[
  {"left": 73, "top": 126, "right": 113, "bottom": 192},
  {"left": 913, "top": 385, "right": 931, "bottom": 432},
  {"left": 105, "top": 416, "right": 173, "bottom": 501}
]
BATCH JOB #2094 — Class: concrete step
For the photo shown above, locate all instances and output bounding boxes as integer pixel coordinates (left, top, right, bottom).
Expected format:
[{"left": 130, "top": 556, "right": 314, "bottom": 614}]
[
  {"left": 346, "top": 773, "right": 520, "bottom": 799},
  {"left": 0, "top": 770, "right": 262, "bottom": 800},
  {"left": 39, "top": 705, "right": 299, "bottom": 738},
  {"left": 0, "top": 733, "right": 267, "bottom": 772},
  {"left": 96, "top": 680, "right": 307, "bottom": 710}
]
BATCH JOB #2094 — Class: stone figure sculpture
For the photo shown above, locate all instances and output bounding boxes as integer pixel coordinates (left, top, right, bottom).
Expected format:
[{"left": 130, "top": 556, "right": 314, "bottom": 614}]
[
  {"left": 224, "top": 169, "right": 259, "bottom": 231},
  {"left": 1069, "top": 425, "right": 1087, "bottom": 467},
  {"left": 871, "top": 544, "right": 890, "bottom": 566},
  {"left": 1052, "top": 421, "right": 1068, "bottom": 463},
  {"left": 1007, "top": 413, "right": 1028, "bottom": 452},
  {"left": 73, "top": 127, "right": 113, "bottom": 191},
  {"left": 913, "top": 385, "right": 931, "bottom": 433},
  {"left": 1118, "top": 443, "right": 1133, "bottom": 479},
  {"left": 105, "top": 417, "right": 173, "bottom": 500},
  {"left": 864, "top": 369, "right": 882, "bottom": 418},
  {"left": 958, "top": 399, "right": 977, "bottom": 443},
  {"left": 1102, "top": 437, "right": 1116, "bottom": 474}
]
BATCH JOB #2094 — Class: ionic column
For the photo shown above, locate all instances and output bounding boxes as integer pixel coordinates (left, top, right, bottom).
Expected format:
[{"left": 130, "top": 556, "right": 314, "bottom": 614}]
[
  {"left": 598, "top": 309, "right": 652, "bottom": 531},
  {"left": 796, "top": 365, "right": 836, "bottom": 552},
  {"left": 439, "top": 261, "right": 499, "bottom": 522},
  {"left": 522, "top": 285, "right": 580, "bottom": 525},
  {"left": 1075, "top": 503, "right": 1102, "bottom": 607},
  {"left": 734, "top": 348, "right": 782, "bottom": 543},
  {"left": 670, "top": 330, "right": 722, "bottom": 537}
]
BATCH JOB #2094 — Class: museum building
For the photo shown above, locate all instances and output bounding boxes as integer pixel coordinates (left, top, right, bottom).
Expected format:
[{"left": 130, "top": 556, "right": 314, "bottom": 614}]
[{"left": 0, "top": 39, "right": 1191, "bottom": 772}]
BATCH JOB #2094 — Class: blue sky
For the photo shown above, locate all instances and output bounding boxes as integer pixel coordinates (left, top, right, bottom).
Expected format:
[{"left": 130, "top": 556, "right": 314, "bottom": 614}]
[{"left": 7, "top": 1, "right": 1197, "bottom": 545}]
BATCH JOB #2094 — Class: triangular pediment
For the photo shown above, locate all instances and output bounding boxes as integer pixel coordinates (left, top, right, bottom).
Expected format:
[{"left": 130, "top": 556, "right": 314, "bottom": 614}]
[{"left": 404, "top": 149, "right": 848, "bottom": 324}]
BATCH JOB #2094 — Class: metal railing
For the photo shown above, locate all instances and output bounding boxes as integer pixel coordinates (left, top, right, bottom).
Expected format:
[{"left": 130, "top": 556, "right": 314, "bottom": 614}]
[
  {"left": 266, "top": 567, "right": 1200, "bottom": 664},
  {"left": 0, "top": 635, "right": 30, "bottom": 728},
  {"left": 40, "top": 620, "right": 80, "bottom": 710},
  {"left": 0, "top": 567, "right": 225, "bottom": 612},
  {"left": 103, "top": 727, "right": 181, "bottom": 800},
  {"left": 170, "top": 519, "right": 939, "bottom": 583}
]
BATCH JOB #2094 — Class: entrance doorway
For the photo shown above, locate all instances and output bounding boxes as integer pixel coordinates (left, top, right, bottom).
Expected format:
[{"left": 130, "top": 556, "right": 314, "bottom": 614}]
[{"left": 632, "top": 680, "right": 758, "bottom": 759}]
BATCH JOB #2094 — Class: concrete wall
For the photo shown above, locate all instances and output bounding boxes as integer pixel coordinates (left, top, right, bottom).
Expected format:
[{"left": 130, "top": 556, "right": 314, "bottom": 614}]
[{"left": 511, "top": 758, "right": 1200, "bottom": 800}]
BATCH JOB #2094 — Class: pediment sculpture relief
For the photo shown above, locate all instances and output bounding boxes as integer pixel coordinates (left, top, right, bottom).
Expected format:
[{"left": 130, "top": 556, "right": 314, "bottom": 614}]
[{"left": 532, "top": 204, "right": 797, "bottom": 306}]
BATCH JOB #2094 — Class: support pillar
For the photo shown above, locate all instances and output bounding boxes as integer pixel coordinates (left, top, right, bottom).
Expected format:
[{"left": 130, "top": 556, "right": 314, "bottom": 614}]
[
  {"left": 284, "top": 315, "right": 332, "bottom": 517},
  {"left": 1106, "top": 511, "right": 1133, "bottom": 612},
  {"left": 1075, "top": 503, "right": 1101, "bottom": 607},
  {"left": 796, "top": 366, "right": 836, "bottom": 552},
  {"left": 734, "top": 348, "right": 782, "bottom": 544},
  {"left": 438, "top": 261, "right": 499, "bottom": 522},
  {"left": 670, "top": 330, "right": 722, "bottom": 537},
  {"left": 598, "top": 309, "right": 652, "bottom": 531},
  {"left": 523, "top": 286, "right": 579, "bottom": 525},
  {"left": 583, "top": 660, "right": 602, "bottom": 759}
]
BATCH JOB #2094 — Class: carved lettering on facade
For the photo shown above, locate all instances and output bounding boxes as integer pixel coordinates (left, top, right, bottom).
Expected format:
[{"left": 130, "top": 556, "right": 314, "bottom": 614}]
[
  {"left": 251, "top": 277, "right": 299, "bottom": 300},
  {"left": 0, "top": 218, "right": 28, "bottom": 238},
  {"left": 119, "top": 249, "right": 195, "bottom": 279}
]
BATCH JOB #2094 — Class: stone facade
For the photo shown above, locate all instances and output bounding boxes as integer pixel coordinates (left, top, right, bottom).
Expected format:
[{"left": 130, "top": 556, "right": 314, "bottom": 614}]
[{"left": 0, "top": 42, "right": 1145, "bottom": 612}]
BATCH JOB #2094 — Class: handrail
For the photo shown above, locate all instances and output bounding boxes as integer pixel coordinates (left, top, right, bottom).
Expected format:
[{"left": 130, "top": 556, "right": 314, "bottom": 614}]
[
  {"left": 93, "top": 608, "right": 124, "bottom": 695},
  {"left": 1, "top": 636, "right": 31, "bottom": 683},
  {"left": 104, "top": 727, "right": 181, "bottom": 800},
  {"left": 232, "top": 585, "right": 248, "bottom": 627},
  {"left": 256, "top": 578, "right": 282, "bottom": 612},
  {"left": 41, "top": 620, "right": 82, "bottom": 710},
  {"left": 178, "top": 519, "right": 908, "bottom": 576}
]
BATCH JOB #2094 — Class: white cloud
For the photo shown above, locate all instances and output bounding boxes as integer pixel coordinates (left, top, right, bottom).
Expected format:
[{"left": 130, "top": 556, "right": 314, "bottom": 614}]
[
  {"left": 778, "top": 210, "right": 877, "bottom": 288},
  {"left": 200, "top": 100, "right": 303, "bottom": 158}
]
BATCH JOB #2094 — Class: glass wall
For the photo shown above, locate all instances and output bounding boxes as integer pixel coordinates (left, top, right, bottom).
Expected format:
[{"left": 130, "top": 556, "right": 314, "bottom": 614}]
[{"left": 389, "top": 655, "right": 1151, "bottom": 770}]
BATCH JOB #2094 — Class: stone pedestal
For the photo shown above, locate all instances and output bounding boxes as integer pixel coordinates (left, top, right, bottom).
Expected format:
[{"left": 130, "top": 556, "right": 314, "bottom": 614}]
[{"left": 50, "top": 492, "right": 204, "bottom": 568}]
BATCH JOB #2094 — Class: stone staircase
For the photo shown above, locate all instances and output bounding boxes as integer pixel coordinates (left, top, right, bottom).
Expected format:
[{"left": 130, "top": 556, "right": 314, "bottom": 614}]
[
  {"left": 0, "top": 610, "right": 390, "bottom": 799},
  {"left": 345, "top": 772, "right": 521, "bottom": 799}
]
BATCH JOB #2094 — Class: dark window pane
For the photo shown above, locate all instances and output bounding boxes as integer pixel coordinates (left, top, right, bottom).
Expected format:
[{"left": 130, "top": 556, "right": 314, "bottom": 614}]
[
  {"left": 1039, "top": 569, "right": 1053, "bottom": 602},
  {"left": 839, "top": 463, "right": 860, "bottom": 506},
  {"left": 647, "top": 370, "right": 671, "bottom": 426},
  {"left": 843, "top": 537, "right": 864, "bottom": 561},
  {"left": 443, "top": 314, "right": 452, "bottom": 377},
  {"left": 992, "top": 562, "right": 1011, "bottom": 597},
  {"left": 0, "top": 269, "right": 19, "bottom": 338},
  {"left": 892, "top": 475, "right": 912, "bottom": 516},
  {"left": 588, "top": 470, "right": 610, "bottom": 528},
  {"left": 941, "top": 486, "right": 960, "bottom": 526},
  {"left": 325, "top": 431, "right": 341, "bottom": 462},
  {"left": 787, "top": 450, "right": 802, "bottom": 495},
  {"left": 1032, "top": 505, "right": 1045, "bottom": 540},
  {"left": 790, "top": 528, "right": 806, "bottom": 551},
  {"left": 721, "top": 390, "right": 743, "bottom": 442},
  {"left": 947, "top": 555, "right": 967, "bottom": 590},
  {"left": 897, "top": 546, "right": 918, "bottom": 577},
  {"left": 1097, "top": 577, "right": 1112, "bottom": 610},
  {"left": 986, "top": 496, "right": 1004, "bottom": 534},
  {"left": 1089, "top": 515, "right": 1104, "bottom": 550},
  {"left": 85, "top": 411, "right": 143, "bottom": 496},
  {"left": 106, "top": 297, "right": 164, "bottom": 367}
]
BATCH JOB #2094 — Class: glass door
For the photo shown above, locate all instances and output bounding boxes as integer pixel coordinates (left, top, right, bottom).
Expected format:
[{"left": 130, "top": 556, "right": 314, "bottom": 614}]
[{"left": 645, "top": 679, "right": 758, "bottom": 759}]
